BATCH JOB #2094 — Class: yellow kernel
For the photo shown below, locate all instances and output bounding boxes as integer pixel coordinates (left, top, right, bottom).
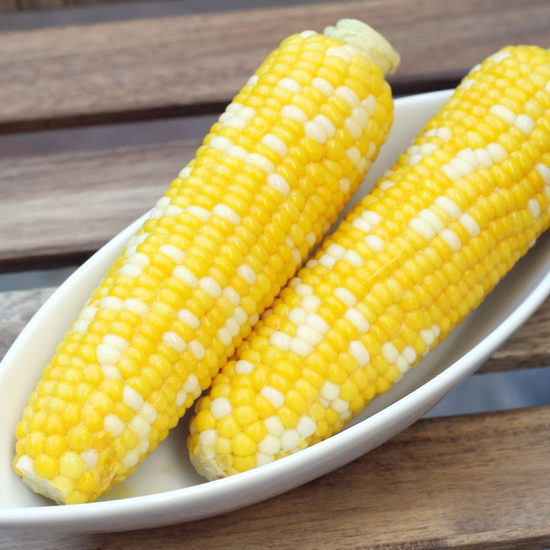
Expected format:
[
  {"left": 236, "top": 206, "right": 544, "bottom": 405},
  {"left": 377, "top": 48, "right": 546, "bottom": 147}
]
[
  {"left": 67, "top": 424, "right": 93, "bottom": 453},
  {"left": 76, "top": 470, "right": 99, "bottom": 494},
  {"left": 233, "top": 405, "right": 259, "bottom": 426},
  {"left": 33, "top": 453, "right": 59, "bottom": 479},
  {"left": 231, "top": 432, "right": 257, "bottom": 457},
  {"left": 217, "top": 416, "right": 240, "bottom": 439},
  {"left": 233, "top": 455, "right": 256, "bottom": 473},
  {"left": 59, "top": 451, "right": 86, "bottom": 479},
  {"left": 25, "top": 431, "right": 46, "bottom": 458},
  {"left": 195, "top": 409, "right": 217, "bottom": 432},
  {"left": 243, "top": 420, "right": 267, "bottom": 443},
  {"left": 45, "top": 434, "right": 68, "bottom": 457},
  {"left": 277, "top": 406, "right": 300, "bottom": 429}
]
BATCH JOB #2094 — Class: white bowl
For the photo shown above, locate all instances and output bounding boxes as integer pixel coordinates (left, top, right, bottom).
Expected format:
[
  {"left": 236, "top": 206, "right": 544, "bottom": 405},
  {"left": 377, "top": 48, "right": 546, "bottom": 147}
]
[{"left": 2, "top": 89, "right": 550, "bottom": 533}]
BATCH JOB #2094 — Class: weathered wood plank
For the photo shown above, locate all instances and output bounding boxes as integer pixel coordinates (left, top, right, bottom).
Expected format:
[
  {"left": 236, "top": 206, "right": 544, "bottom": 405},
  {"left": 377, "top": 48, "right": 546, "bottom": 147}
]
[
  {"left": 0, "top": 138, "right": 199, "bottom": 271},
  {"left": 0, "top": 0, "right": 548, "bottom": 133},
  {"left": 2, "top": 406, "right": 550, "bottom": 549}
]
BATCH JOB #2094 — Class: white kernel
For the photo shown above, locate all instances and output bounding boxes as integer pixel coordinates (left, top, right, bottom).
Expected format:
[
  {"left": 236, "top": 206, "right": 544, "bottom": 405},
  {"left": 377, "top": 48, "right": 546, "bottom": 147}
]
[
  {"left": 183, "top": 373, "right": 200, "bottom": 394},
  {"left": 382, "top": 342, "right": 399, "bottom": 364},
  {"left": 327, "top": 243, "right": 345, "bottom": 259},
  {"left": 305, "top": 120, "right": 328, "bottom": 143},
  {"left": 80, "top": 450, "right": 99, "bottom": 469},
  {"left": 281, "top": 429, "right": 300, "bottom": 451},
  {"left": 73, "top": 320, "right": 89, "bottom": 334},
  {"left": 199, "top": 276, "right": 222, "bottom": 299},
  {"left": 123, "top": 386, "right": 144, "bottom": 411},
  {"left": 351, "top": 105, "right": 369, "bottom": 130},
  {"left": 474, "top": 148, "right": 493, "bottom": 168},
  {"left": 96, "top": 344, "right": 122, "bottom": 366},
  {"left": 297, "top": 415, "right": 316, "bottom": 438},
  {"left": 122, "top": 451, "right": 140, "bottom": 470},
  {"left": 326, "top": 45, "right": 352, "bottom": 62},
  {"left": 249, "top": 312, "right": 259, "bottom": 326},
  {"left": 264, "top": 415, "right": 285, "bottom": 437},
  {"left": 289, "top": 307, "right": 307, "bottom": 326},
  {"left": 237, "top": 264, "right": 256, "bottom": 285},
  {"left": 487, "top": 142, "right": 508, "bottom": 163},
  {"left": 300, "top": 30, "right": 316, "bottom": 37},
  {"left": 339, "top": 177, "right": 351, "bottom": 194},
  {"left": 158, "top": 245, "right": 184, "bottom": 264},
  {"left": 334, "top": 287, "right": 357, "bottom": 307},
  {"left": 409, "top": 218, "right": 436, "bottom": 240},
  {"left": 217, "top": 327, "right": 232, "bottom": 346},
  {"left": 306, "top": 231, "right": 317, "bottom": 247},
  {"left": 345, "top": 117, "right": 362, "bottom": 140},
  {"left": 440, "top": 228, "right": 462, "bottom": 251},
  {"left": 295, "top": 284, "right": 314, "bottom": 297},
  {"left": 312, "top": 77, "right": 334, "bottom": 96},
  {"left": 258, "top": 434, "right": 282, "bottom": 455},
  {"left": 361, "top": 210, "right": 383, "bottom": 227},
  {"left": 457, "top": 147, "right": 479, "bottom": 168},
  {"left": 233, "top": 306, "right": 247, "bottom": 325},
  {"left": 261, "top": 386, "right": 285, "bottom": 409},
  {"left": 460, "top": 213, "right": 481, "bottom": 236},
  {"left": 364, "top": 234, "right": 385, "bottom": 252},
  {"left": 435, "top": 196, "right": 462, "bottom": 219},
  {"left": 331, "top": 398, "right": 350, "bottom": 413},
  {"left": 175, "top": 389, "right": 187, "bottom": 408},
  {"left": 362, "top": 94, "right": 377, "bottom": 116},
  {"left": 346, "top": 146, "right": 361, "bottom": 167},
  {"left": 441, "top": 164, "right": 461, "bottom": 182},
  {"left": 319, "top": 254, "right": 336, "bottom": 269},
  {"left": 349, "top": 340, "right": 370, "bottom": 367},
  {"left": 314, "top": 114, "right": 336, "bottom": 137},
  {"left": 296, "top": 324, "right": 323, "bottom": 346},
  {"left": 163, "top": 331, "right": 187, "bottom": 353},
  {"left": 261, "top": 133, "right": 288, "bottom": 157},
  {"left": 306, "top": 313, "right": 329, "bottom": 334},
  {"left": 211, "top": 397, "right": 233, "bottom": 420},
  {"left": 344, "top": 309, "right": 370, "bottom": 333},
  {"left": 301, "top": 295, "right": 322, "bottom": 313},
  {"left": 270, "top": 331, "right": 292, "bottom": 352},
  {"left": 529, "top": 198, "right": 542, "bottom": 219},
  {"left": 235, "top": 360, "right": 255, "bottom": 374},
  {"left": 186, "top": 205, "right": 211, "bottom": 223},
  {"left": 281, "top": 105, "right": 308, "bottom": 124},
  {"left": 290, "top": 337, "right": 314, "bottom": 357},
  {"left": 536, "top": 162, "right": 550, "bottom": 185},
  {"left": 256, "top": 452, "right": 275, "bottom": 467},
  {"left": 379, "top": 180, "right": 396, "bottom": 190},
  {"left": 408, "top": 154, "right": 423, "bottom": 166},
  {"left": 209, "top": 135, "right": 232, "bottom": 153},
  {"left": 221, "top": 116, "right": 247, "bottom": 130},
  {"left": 335, "top": 86, "right": 360, "bottom": 108},
  {"left": 320, "top": 380, "right": 340, "bottom": 401},
  {"left": 177, "top": 308, "right": 200, "bottom": 329},
  {"left": 418, "top": 209, "right": 445, "bottom": 233},
  {"left": 225, "top": 317, "right": 240, "bottom": 338},
  {"left": 139, "top": 402, "right": 158, "bottom": 424},
  {"left": 238, "top": 106, "right": 256, "bottom": 121},
  {"left": 223, "top": 286, "right": 241, "bottom": 306},
  {"left": 199, "top": 429, "right": 217, "bottom": 448},
  {"left": 188, "top": 340, "right": 205, "bottom": 361},
  {"left": 450, "top": 157, "right": 475, "bottom": 178},
  {"left": 212, "top": 203, "right": 241, "bottom": 225},
  {"left": 491, "top": 50, "right": 512, "bottom": 63},
  {"left": 102, "top": 366, "right": 122, "bottom": 380},
  {"left": 130, "top": 415, "right": 151, "bottom": 439},
  {"left": 103, "top": 334, "right": 129, "bottom": 351},
  {"left": 179, "top": 166, "right": 193, "bottom": 178},
  {"left": 173, "top": 265, "right": 199, "bottom": 289},
  {"left": 396, "top": 355, "right": 410, "bottom": 374},
  {"left": 246, "top": 152, "right": 275, "bottom": 173},
  {"left": 225, "top": 102, "right": 242, "bottom": 114},
  {"left": 225, "top": 145, "right": 248, "bottom": 161},
  {"left": 267, "top": 172, "right": 290, "bottom": 196},
  {"left": 79, "top": 305, "right": 98, "bottom": 321},
  {"left": 119, "top": 264, "right": 143, "bottom": 278},
  {"left": 516, "top": 114, "right": 535, "bottom": 135},
  {"left": 489, "top": 104, "right": 516, "bottom": 125},
  {"left": 351, "top": 218, "right": 372, "bottom": 233},
  {"left": 100, "top": 296, "right": 123, "bottom": 312},
  {"left": 403, "top": 345, "right": 417, "bottom": 364},
  {"left": 165, "top": 205, "right": 184, "bottom": 218},
  {"left": 343, "top": 249, "right": 364, "bottom": 268},
  {"left": 105, "top": 414, "right": 125, "bottom": 437},
  {"left": 420, "top": 329, "right": 435, "bottom": 347}
]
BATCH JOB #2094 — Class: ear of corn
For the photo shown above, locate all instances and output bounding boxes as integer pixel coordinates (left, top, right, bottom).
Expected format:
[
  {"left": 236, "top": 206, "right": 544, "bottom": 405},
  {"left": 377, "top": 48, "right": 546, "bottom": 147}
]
[
  {"left": 188, "top": 45, "right": 550, "bottom": 480},
  {"left": 13, "top": 20, "right": 398, "bottom": 504}
]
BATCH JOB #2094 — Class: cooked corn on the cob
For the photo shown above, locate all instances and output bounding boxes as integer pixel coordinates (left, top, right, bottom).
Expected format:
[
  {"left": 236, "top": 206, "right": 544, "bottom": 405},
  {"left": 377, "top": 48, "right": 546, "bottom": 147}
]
[
  {"left": 189, "top": 44, "right": 550, "bottom": 479},
  {"left": 13, "top": 19, "right": 399, "bottom": 504}
]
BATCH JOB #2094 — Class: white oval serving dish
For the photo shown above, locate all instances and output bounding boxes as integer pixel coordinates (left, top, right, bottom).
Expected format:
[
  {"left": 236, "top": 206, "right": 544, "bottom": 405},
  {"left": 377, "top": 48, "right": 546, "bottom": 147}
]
[{"left": 2, "top": 89, "right": 550, "bottom": 533}]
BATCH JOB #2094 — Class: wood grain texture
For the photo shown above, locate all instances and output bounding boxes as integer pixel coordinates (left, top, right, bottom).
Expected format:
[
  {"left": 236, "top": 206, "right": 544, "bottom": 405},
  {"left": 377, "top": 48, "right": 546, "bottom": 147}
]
[
  {"left": 0, "top": 0, "right": 549, "bottom": 133},
  {"left": 2, "top": 406, "right": 550, "bottom": 549},
  {"left": 0, "top": 138, "right": 199, "bottom": 271}
]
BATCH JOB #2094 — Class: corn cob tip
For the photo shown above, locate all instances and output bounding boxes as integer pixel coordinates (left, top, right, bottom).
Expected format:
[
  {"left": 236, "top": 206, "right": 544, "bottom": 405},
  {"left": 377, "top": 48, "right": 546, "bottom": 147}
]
[{"left": 324, "top": 19, "right": 400, "bottom": 76}]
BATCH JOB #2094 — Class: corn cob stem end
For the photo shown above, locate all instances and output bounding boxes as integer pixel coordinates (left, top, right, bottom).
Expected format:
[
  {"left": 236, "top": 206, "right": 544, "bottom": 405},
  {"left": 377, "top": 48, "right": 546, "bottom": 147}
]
[{"left": 324, "top": 19, "right": 400, "bottom": 76}]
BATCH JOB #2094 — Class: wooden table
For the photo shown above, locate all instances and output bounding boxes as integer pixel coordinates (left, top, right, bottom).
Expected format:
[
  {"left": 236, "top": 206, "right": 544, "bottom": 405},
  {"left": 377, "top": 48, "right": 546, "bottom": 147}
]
[{"left": 2, "top": 1, "right": 550, "bottom": 548}]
